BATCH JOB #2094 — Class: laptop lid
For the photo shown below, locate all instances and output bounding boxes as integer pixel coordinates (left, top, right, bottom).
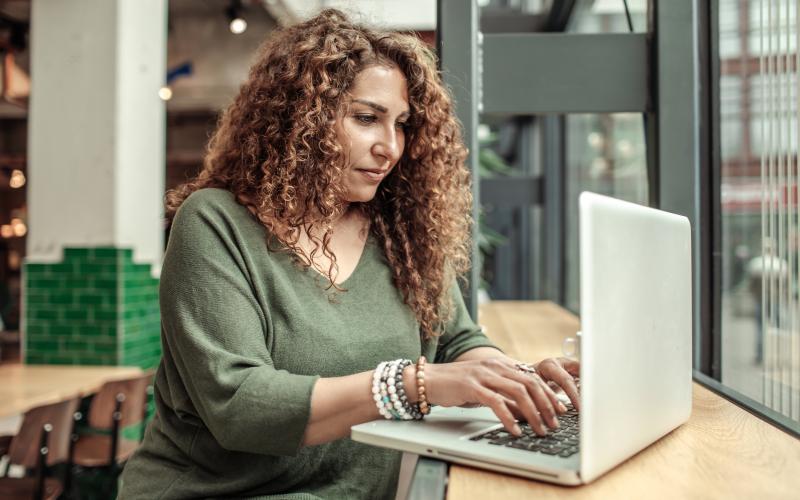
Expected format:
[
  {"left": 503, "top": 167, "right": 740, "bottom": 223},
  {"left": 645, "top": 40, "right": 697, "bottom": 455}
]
[{"left": 578, "top": 192, "right": 693, "bottom": 483}]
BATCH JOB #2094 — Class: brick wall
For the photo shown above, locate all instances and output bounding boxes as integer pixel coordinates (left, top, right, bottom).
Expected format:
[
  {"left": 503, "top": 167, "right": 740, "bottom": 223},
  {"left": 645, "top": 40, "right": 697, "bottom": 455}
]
[{"left": 24, "top": 247, "right": 160, "bottom": 368}]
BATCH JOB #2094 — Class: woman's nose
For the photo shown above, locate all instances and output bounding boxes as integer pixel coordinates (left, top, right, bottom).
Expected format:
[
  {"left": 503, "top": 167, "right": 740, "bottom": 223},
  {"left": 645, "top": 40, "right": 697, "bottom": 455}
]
[{"left": 374, "top": 129, "right": 401, "bottom": 164}]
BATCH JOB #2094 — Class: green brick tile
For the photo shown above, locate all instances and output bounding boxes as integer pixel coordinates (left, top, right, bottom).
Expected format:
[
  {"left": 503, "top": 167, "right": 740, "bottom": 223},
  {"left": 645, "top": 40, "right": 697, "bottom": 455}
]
[
  {"left": 64, "top": 277, "right": 91, "bottom": 289},
  {"left": 25, "top": 323, "right": 48, "bottom": 336},
  {"left": 25, "top": 352, "right": 47, "bottom": 364},
  {"left": 91, "top": 308, "right": 118, "bottom": 322},
  {"left": 27, "top": 339, "right": 58, "bottom": 352},
  {"left": 77, "top": 292, "right": 105, "bottom": 305},
  {"left": 49, "top": 292, "right": 74, "bottom": 305},
  {"left": 92, "top": 278, "right": 118, "bottom": 290},
  {"left": 25, "top": 289, "right": 50, "bottom": 301},
  {"left": 63, "top": 309, "right": 90, "bottom": 321},
  {"left": 79, "top": 325, "right": 107, "bottom": 337},
  {"left": 64, "top": 248, "right": 90, "bottom": 259},
  {"left": 90, "top": 247, "right": 122, "bottom": 259},
  {"left": 64, "top": 339, "right": 91, "bottom": 351},
  {"left": 29, "top": 308, "right": 60, "bottom": 321},
  {"left": 76, "top": 262, "right": 115, "bottom": 275},
  {"left": 24, "top": 265, "right": 51, "bottom": 279},
  {"left": 27, "top": 277, "right": 63, "bottom": 289},
  {"left": 50, "top": 262, "right": 76, "bottom": 274}
]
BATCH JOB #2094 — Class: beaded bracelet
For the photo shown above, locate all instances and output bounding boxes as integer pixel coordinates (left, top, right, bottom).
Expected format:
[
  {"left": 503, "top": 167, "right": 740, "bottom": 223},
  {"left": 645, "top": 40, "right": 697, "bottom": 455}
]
[
  {"left": 372, "top": 358, "right": 425, "bottom": 421},
  {"left": 392, "top": 359, "right": 423, "bottom": 420},
  {"left": 383, "top": 360, "right": 403, "bottom": 419},
  {"left": 372, "top": 361, "right": 390, "bottom": 418},
  {"left": 416, "top": 356, "right": 430, "bottom": 416}
]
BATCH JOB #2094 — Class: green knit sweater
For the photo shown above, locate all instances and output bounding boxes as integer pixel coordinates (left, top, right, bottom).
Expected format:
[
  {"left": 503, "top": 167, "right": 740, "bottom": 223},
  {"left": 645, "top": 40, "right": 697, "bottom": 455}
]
[{"left": 118, "top": 188, "right": 497, "bottom": 500}]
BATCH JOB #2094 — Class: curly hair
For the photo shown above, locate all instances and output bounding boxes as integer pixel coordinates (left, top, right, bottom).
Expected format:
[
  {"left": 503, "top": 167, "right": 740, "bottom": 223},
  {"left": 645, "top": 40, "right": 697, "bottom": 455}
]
[{"left": 165, "top": 9, "right": 473, "bottom": 340}]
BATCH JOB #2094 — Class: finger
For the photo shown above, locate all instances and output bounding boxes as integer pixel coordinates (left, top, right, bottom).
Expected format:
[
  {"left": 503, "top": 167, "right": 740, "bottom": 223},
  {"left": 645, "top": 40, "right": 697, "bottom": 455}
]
[
  {"left": 489, "top": 377, "right": 548, "bottom": 436},
  {"left": 557, "top": 357, "right": 581, "bottom": 377},
  {"left": 504, "top": 398, "right": 525, "bottom": 420},
  {"left": 504, "top": 369, "right": 560, "bottom": 430},
  {"left": 537, "top": 375, "right": 567, "bottom": 415},
  {"left": 525, "top": 375, "right": 560, "bottom": 430},
  {"left": 537, "top": 359, "right": 581, "bottom": 411},
  {"left": 548, "top": 369, "right": 581, "bottom": 412},
  {"left": 474, "top": 386, "right": 521, "bottom": 436}
]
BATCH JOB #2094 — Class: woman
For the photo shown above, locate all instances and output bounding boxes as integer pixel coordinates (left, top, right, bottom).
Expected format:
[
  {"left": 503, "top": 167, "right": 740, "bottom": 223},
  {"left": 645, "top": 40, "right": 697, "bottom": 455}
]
[{"left": 119, "top": 9, "right": 579, "bottom": 500}]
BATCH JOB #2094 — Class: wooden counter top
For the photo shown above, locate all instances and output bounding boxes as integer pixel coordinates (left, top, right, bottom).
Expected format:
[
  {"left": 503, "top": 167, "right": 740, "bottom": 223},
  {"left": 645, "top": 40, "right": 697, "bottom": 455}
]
[
  {"left": 0, "top": 363, "right": 143, "bottom": 419},
  {"left": 444, "top": 301, "right": 800, "bottom": 499}
]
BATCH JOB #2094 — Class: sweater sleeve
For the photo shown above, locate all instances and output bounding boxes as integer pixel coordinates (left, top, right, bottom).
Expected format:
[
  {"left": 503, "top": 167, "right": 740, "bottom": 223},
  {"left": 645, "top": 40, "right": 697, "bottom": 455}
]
[
  {"left": 433, "top": 281, "right": 502, "bottom": 363},
  {"left": 159, "top": 192, "right": 318, "bottom": 456}
]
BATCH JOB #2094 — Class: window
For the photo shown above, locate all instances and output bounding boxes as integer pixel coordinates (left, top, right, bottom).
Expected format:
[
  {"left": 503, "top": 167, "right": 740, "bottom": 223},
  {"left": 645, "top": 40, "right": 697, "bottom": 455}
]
[{"left": 715, "top": 0, "right": 799, "bottom": 425}]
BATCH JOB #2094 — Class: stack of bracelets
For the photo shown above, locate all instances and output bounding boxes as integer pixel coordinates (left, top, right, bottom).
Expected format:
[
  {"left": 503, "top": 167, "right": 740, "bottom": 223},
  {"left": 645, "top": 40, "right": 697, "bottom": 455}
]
[{"left": 372, "top": 356, "right": 432, "bottom": 421}]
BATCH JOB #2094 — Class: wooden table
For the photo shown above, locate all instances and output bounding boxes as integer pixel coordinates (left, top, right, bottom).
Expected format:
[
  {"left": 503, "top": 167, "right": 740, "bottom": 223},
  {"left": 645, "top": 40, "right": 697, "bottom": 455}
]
[
  {"left": 0, "top": 363, "right": 143, "bottom": 419},
  {"left": 444, "top": 301, "right": 800, "bottom": 499}
]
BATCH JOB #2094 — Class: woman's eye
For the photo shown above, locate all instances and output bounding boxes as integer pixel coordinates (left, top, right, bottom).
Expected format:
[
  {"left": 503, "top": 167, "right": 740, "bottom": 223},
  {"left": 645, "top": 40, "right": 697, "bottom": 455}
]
[
  {"left": 355, "top": 114, "right": 377, "bottom": 124},
  {"left": 396, "top": 122, "right": 409, "bottom": 130}
]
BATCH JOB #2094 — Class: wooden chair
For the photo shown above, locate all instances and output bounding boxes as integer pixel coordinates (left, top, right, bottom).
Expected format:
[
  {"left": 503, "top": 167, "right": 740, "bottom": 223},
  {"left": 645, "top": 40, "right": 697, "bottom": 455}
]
[
  {"left": 70, "top": 372, "right": 152, "bottom": 469},
  {"left": 0, "top": 397, "right": 81, "bottom": 500}
]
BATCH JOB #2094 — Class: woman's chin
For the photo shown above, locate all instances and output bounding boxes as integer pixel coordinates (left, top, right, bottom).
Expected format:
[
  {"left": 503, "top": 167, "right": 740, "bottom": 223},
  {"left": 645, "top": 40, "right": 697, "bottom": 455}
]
[{"left": 344, "top": 187, "right": 379, "bottom": 203}]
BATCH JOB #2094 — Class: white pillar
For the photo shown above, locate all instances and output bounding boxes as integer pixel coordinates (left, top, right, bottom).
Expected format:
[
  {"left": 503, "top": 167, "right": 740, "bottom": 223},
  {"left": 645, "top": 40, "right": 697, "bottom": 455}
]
[{"left": 26, "top": 0, "right": 167, "bottom": 273}]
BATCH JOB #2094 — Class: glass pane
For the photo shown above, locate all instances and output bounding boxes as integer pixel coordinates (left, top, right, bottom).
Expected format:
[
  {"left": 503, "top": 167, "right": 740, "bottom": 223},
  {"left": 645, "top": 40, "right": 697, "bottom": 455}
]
[
  {"left": 718, "top": 0, "right": 800, "bottom": 423},
  {"left": 564, "top": 113, "right": 649, "bottom": 312}
]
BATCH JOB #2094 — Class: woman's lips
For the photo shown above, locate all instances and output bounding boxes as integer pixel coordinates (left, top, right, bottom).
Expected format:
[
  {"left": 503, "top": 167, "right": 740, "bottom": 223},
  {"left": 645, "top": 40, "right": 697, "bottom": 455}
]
[{"left": 357, "top": 169, "right": 387, "bottom": 183}]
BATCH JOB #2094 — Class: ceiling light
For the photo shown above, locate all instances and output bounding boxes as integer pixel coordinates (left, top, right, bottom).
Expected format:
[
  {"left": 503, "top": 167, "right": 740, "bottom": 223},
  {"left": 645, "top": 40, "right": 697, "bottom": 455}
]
[
  {"left": 158, "top": 86, "right": 173, "bottom": 101},
  {"left": 9, "top": 169, "right": 25, "bottom": 188},
  {"left": 227, "top": 1, "right": 248, "bottom": 35},
  {"left": 11, "top": 220, "right": 26, "bottom": 237},
  {"left": 229, "top": 17, "right": 247, "bottom": 34}
]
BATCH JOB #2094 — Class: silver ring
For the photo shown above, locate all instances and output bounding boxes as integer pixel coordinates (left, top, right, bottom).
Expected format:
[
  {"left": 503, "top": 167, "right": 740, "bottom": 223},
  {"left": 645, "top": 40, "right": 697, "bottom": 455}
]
[{"left": 515, "top": 362, "right": 537, "bottom": 375}]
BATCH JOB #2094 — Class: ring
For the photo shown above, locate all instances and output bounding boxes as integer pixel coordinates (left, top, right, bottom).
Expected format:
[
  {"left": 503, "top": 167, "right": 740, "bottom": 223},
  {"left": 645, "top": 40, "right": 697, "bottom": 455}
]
[{"left": 515, "top": 362, "right": 537, "bottom": 375}]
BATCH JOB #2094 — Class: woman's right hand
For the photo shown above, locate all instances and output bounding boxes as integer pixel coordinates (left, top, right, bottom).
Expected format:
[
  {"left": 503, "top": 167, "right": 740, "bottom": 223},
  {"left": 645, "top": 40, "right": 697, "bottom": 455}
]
[{"left": 420, "top": 359, "right": 571, "bottom": 437}]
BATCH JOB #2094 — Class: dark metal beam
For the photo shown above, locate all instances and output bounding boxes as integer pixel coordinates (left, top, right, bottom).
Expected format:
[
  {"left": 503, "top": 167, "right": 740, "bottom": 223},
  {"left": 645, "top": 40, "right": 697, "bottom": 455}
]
[
  {"left": 654, "top": 0, "right": 710, "bottom": 374},
  {"left": 438, "top": 0, "right": 480, "bottom": 318},
  {"left": 479, "top": 176, "right": 543, "bottom": 206},
  {"left": 482, "top": 33, "right": 650, "bottom": 115}
]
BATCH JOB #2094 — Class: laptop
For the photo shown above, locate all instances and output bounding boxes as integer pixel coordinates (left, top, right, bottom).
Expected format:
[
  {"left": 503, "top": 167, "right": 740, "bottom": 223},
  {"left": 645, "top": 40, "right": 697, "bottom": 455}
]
[{"left": 351, "top": 192, "right": 693, "bottom": 485}]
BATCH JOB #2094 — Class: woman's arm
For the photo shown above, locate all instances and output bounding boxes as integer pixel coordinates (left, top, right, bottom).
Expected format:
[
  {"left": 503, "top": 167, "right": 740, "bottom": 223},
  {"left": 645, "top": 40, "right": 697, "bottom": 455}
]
[{"left": 303, "top": 352, "right": 579, "bottom": 446}]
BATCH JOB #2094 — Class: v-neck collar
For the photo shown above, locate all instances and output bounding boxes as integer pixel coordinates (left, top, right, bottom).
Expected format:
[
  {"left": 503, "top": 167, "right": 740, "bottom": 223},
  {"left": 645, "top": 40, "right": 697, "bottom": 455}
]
[{"left": 305, "top": 233, "right": 372, "bottom": 288}]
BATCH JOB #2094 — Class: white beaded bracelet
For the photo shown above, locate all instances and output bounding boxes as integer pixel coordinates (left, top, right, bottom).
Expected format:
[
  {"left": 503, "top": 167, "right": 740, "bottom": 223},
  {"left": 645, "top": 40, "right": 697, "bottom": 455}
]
[{"left": 371, "top": 358, "right": 424, "bottom": 421}]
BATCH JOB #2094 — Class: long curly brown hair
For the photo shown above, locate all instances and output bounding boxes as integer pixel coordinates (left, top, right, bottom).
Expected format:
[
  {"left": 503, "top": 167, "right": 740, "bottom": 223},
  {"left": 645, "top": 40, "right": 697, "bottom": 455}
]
[{"left": 165, "top": 9, "right": 473, "bottom": 339}]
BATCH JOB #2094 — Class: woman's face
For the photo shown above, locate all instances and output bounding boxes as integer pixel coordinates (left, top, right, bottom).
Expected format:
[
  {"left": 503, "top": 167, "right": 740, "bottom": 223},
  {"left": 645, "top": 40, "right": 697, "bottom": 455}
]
[{"left": 335, "top": 64, "right": 410, "bottom": 203}]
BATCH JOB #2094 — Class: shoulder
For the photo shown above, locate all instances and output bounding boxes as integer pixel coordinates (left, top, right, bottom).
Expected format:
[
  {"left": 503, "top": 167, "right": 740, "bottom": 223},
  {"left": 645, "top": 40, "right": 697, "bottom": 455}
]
[
  {"left": 173, "top": 188, "right": 253, "bottom": 228},
  {"left": 179, "top": 188, "right": 240, "bottom": 217},
  {"left": 169, "top": 188, "right": 261, "bottom": 248}
]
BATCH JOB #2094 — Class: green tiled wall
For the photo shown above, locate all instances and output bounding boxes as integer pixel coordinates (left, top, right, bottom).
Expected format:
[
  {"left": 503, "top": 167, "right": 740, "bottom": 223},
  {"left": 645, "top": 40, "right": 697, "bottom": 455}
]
[{"left": 24, "top": 247, "right": 161, "bottom": 369}]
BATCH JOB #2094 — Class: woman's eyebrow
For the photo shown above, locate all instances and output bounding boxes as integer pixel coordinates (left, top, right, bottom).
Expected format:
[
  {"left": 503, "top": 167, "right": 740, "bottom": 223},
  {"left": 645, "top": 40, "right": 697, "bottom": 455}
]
[{"left": 352, "top": 98, "right": 410, "bottom": 118}]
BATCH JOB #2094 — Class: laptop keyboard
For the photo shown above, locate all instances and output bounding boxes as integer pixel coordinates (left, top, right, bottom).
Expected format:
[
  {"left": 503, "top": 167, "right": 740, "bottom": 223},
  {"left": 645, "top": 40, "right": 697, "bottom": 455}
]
[{"left": 469, "top": 405, "right": 580, "bottom": 458}]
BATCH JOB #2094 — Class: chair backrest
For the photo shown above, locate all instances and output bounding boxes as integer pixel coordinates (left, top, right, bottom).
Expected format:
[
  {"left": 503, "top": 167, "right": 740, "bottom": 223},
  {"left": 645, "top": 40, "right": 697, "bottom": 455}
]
[
  {"left": 8, "top": 397, "right": 80, "bottom": 468},
  {"left": 87, "top": 372, "right": 152, "bottom": 430}
]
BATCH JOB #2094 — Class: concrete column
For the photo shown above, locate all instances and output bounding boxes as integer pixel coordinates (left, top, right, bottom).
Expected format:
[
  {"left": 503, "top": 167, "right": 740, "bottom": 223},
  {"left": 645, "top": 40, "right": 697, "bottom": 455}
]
[{"left": 23, "top": 0, "right": 167, "bottom": 368}]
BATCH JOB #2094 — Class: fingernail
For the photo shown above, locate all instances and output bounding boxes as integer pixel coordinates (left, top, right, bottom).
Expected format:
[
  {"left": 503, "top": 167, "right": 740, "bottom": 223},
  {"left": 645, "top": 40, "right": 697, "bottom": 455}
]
[
  {"left": 552, "top": 419, "right": 560, "bottom": 429},
  {"left": 512, "top": 424, "right": 522, "bottom": 435},
  {"left": 559, "top": 402, "right": 567, "bottom": 412}
]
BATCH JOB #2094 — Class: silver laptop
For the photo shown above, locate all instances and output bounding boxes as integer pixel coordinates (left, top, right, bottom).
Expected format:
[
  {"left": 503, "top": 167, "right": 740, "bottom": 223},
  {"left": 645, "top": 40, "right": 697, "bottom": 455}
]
[{"left": 351, "top": 192, "right": 693, "bottom": 485}]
